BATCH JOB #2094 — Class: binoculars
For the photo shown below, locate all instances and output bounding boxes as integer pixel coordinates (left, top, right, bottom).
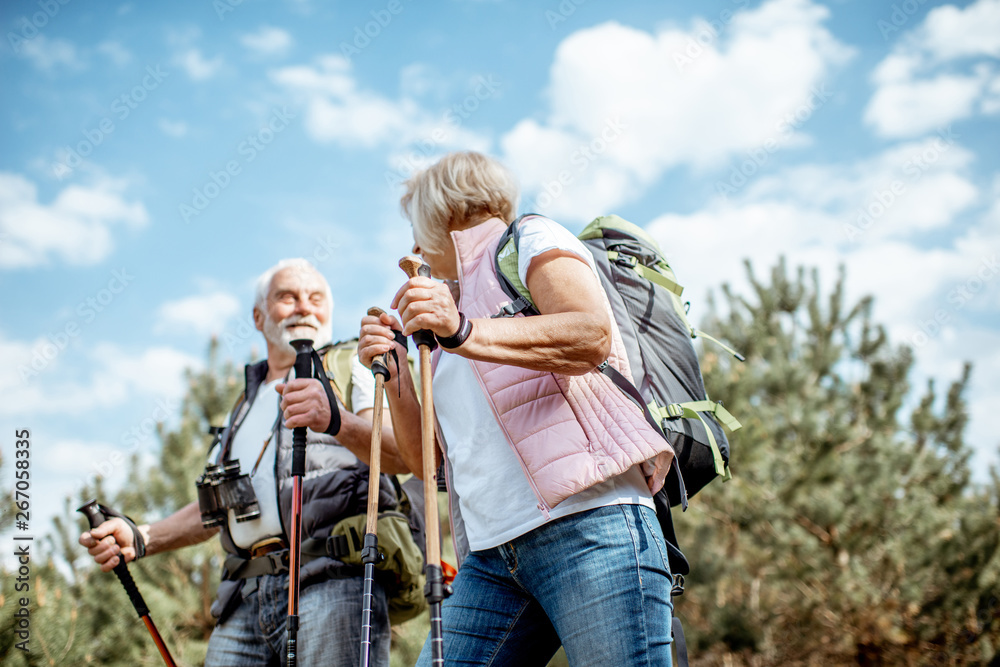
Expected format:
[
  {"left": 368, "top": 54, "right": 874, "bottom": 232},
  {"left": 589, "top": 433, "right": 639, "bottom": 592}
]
[{"left": 196, "top": 460, "right": 261, "bottom": 528}]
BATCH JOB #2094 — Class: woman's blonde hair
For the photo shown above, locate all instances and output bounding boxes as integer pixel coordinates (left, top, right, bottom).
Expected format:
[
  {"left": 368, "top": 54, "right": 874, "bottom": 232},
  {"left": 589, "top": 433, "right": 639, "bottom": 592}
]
[{"left": 401, "top": 151, "right": 519, "bottom": 254}]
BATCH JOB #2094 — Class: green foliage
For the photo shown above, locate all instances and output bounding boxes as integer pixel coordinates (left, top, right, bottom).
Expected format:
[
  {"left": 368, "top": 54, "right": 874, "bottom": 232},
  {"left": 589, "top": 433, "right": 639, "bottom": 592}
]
[{"left": 678, "top": 258, "right": 1000, "bottom": 665}]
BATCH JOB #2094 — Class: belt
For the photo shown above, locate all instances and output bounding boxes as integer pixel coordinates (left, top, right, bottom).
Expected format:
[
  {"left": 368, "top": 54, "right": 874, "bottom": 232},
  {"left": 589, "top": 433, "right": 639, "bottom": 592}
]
[
  {"left": 225, "top": 549, "right": 288, "bottom": 580},
  {"left": 250, "top": 537, "right": 287, "bottom": 559}
]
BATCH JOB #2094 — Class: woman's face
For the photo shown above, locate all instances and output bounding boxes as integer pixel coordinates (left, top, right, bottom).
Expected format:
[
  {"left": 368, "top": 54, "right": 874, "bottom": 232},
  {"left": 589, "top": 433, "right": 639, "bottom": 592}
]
[
  {"left": 413, "top": 237, "right": 458, "bottom": 280},
  {"left": 412, "top": 236, "right": 458, "bottom": 281}
]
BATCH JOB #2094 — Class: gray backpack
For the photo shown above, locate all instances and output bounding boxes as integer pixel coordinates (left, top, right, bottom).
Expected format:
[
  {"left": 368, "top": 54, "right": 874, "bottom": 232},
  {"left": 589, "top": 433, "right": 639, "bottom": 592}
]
[{"left": 493, "top": 214, "right": 743, "bottom": 558}]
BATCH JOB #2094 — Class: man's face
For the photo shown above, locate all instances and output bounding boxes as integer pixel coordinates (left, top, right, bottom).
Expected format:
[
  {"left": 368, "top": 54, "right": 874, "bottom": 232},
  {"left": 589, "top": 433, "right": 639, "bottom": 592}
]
[{"left": 256, "top": 267, "right": 333, "bottom": 354}]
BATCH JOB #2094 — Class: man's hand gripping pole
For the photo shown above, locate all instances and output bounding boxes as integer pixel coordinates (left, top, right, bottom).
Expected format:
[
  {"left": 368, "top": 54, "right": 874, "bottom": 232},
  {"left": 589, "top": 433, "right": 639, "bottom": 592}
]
[{"left": 78, "top": 500, "right": 177, "bottom": 667}]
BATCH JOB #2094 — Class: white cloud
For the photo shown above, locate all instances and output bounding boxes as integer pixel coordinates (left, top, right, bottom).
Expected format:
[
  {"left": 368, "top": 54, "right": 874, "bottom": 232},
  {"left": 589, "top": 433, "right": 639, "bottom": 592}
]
[
  {"left": 45, "top": 439, "right": 121, "bottom": 475},
  {"left": 865, "top": 72, "right": 986, "bottom": 138},
  {"left": 270, "top": 56, "right": 496, "bottom": 154},
  {"left": 154, "top": 291, "right": 242, "bottom": 336},
  {"left": 241, "top": 25, "right": 293, "bottom": 57},
  {"left": 500, "top": 0, "right": 854, "bottom": 221},
  {"left": 748, "top": 136, "right": 978, "bottom": 241},
  {"left": 173, "top": 48, "right": 223, "bottom": 81},
  {"left": 0, "top": 335, "right": 201, "bottom": 417},
  {"left": 865, "top": 0, "right": 1000, "bottom": 138},
  {"left": 0, "top": 173, "right": 148, "bottom": 269},
  {"left": 97, "top": 40, "right": 132, "bottom": 67},
  {"left": 646, "top": 140, "right": 985, "bottom": 327},
  {"left": 158, "top": 118, "right": 189, "bottom": 137},
  {"left": 917, "top": 0, "right": 1000, "bottom": 61},
  {"left": 19, "top": 35, "right": 82, "bottom": 72}
]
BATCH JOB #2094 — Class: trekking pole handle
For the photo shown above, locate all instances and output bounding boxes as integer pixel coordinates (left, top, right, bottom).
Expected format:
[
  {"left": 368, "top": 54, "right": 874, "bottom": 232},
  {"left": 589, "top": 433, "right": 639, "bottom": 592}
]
[
  {"left": 399, "top": 255, "right": 429, "bottom": 281},
  {"left": 399, "top": 257, "right": 438, "bottom": 352},
  {"left": 78, "top": 499, "right": 151, "bottom": 618},
  {"left": 289, "top": 339, "right": 314, "bottom": 477},
  {"left": 367, "top": 307, "right": 391, "bottom": 382}
]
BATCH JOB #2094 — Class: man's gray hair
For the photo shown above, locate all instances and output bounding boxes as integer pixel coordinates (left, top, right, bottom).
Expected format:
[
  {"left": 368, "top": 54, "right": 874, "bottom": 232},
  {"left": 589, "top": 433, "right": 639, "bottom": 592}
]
[{"left": 254, "top": 258, "right": 333, "bottom": 312}]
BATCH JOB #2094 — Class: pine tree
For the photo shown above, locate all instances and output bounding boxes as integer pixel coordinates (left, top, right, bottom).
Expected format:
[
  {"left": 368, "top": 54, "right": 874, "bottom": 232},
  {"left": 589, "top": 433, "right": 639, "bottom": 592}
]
[{"left": 675, "top": 259, "right": 1000, "bottom": 665}]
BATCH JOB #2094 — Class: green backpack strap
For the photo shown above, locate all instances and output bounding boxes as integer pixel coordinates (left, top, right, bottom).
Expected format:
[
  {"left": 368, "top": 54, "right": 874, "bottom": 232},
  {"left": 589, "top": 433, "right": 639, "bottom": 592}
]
[
  {"left": 494, "top": 215, "right": 540, "bottom": 317},
  {"left": 648, "top": 399, "right": 742, "bottom": 480},
  {"left": 323, "top": 339, "right": 358, "bottom": 413},
  {"left": 323, "top": 337, "right": 422, "bottom": 414}
]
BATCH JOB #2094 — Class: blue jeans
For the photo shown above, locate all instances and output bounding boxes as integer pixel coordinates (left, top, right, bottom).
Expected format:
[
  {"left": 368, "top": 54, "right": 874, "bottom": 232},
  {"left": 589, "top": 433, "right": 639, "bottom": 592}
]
[
  {"left": 417, "top": 504, "right": 674, "bottom": 667},
  {"left": 204, "top": 571, "right": 390, "bottom": 666}
]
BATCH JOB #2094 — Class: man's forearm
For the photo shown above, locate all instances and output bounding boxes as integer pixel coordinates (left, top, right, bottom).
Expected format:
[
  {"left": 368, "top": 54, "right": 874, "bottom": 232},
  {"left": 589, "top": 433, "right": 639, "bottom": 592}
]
[{"left": 141, "top": 501, "right": 218, "bottom": 557}]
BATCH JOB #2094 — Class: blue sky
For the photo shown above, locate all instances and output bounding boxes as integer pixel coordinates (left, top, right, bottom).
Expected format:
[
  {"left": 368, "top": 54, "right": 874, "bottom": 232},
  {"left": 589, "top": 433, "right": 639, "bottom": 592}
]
[{"left": 1, "top": 0, "right": 998, "bottom": 542}]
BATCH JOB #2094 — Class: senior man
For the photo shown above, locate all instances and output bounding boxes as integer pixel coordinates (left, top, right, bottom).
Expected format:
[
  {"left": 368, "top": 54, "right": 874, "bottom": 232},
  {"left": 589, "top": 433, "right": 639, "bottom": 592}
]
[{"left": 80, "top": 258, "right": 408, "bottom": 666}]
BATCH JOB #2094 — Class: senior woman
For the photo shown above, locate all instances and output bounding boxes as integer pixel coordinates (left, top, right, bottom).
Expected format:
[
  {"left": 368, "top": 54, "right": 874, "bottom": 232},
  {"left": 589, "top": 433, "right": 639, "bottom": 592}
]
[{"left": 358, "top": 151, "right": 676, "bottom": 666}]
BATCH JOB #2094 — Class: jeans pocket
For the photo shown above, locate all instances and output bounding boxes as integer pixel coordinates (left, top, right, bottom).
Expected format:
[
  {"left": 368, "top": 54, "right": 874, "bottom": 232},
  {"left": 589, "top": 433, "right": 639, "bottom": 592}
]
[{"left": 636, "top": 505, "right": 672, "bottom": 578}]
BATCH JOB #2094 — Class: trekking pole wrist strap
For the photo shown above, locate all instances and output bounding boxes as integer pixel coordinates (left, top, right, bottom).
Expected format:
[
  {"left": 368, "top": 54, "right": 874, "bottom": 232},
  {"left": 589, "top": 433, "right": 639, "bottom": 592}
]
[
  {"left": 436, "top": 312, "right": 472, "bottom": 349},
  {"left": 98, "top": 502, "right": 147, "bottom": 559}
]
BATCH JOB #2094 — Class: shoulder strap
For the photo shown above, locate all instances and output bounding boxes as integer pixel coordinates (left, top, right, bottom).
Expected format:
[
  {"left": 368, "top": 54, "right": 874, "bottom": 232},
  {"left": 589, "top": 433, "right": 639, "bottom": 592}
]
[
  {"left": 494, "top": 214, "right": 540, "bottom": 318},
  {"left": 323, "top": 339, "right": 357, "bottom": 412}
]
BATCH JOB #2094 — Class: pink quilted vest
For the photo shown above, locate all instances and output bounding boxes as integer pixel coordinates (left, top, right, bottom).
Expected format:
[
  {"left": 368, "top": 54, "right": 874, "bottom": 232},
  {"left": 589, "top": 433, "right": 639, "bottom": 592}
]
[{"left": 441, "top": 217, "right": 674, "bottom": 511}]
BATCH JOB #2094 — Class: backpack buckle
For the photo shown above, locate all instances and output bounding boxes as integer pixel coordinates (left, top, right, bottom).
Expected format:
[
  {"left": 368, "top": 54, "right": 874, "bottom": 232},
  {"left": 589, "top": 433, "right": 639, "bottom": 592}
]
[
  {"left": 492, "top": 303, "right": 518, "bottom": 318},
  {"left": 325, "top": 534, "right": 351, "bottom": 559},
  {"left": 671, "top": 573, "right": 685, "bottom": 597},
  {"left": 665, "top": 403, "right": 684, "bottom": 418}
]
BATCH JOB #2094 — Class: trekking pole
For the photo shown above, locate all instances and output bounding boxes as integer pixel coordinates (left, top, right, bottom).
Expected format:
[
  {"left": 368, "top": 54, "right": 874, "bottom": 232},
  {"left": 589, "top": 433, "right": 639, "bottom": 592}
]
[
  {"left": 286, "top": 338, "right": 315, "bottom": 667},
  {"left": 399, "top": 256, "right": 446, "bottom": 666},
  {"left": 360, "top": 306, "right": 390, "bottom": 667},
  {"left": 77, "top": 500, "right": 178, "bottom": 667}
]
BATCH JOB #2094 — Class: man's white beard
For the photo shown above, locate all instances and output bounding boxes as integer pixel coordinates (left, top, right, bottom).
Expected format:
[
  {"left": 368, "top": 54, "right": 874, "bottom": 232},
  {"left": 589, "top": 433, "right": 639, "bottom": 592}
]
[{"left": 263, "top": 313, "right": 333, "bottom": 355}]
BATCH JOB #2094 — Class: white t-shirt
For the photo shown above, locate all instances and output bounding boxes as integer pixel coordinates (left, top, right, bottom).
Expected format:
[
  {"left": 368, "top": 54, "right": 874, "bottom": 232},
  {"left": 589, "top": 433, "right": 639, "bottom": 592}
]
[
  {"left": 226, "top": 355, "right": 376, "bottom": 549},
  {"left": 434, "top": 216, "right": 653, "bottom": 552}
]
